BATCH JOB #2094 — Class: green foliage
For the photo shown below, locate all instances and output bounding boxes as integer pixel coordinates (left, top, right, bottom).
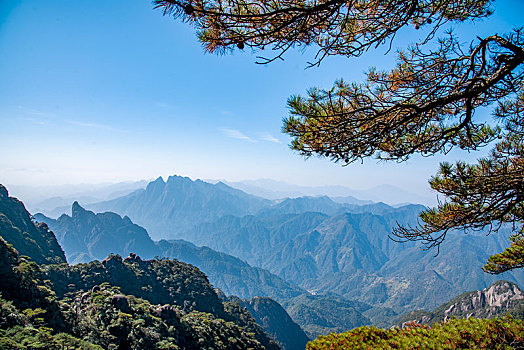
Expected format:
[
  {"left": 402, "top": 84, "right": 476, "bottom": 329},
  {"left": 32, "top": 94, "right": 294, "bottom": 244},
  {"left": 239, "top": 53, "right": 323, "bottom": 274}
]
[
  {"left": 0, "top": 326, "right": 102, "bottom": 350},
  {"left": 283, "top": 294, "right": 370, "bottom": 339},
  {"left": 153, "top": 0, "right": 490, "bottom": 65},
  {"left": 41, "top": 254, "right": 279, "bottom": 349},
  {"left": 43, "top": 254, "right": 224, "bottom": 316},
  {"left": 307, "top": 317, "right": 524, "bottom": 350},
  {"left": 0, "top": 295, "right": 99, "bottom": 349},
  {"left": 59, "top": 286, "right": 267, "bottom": 350},
  {"left": 222, "top": 300, "right": 280, "bottom": 350},
  {"left": 233, "top": 296, "right": 310, "bottom": 350},
  {"left": 0, "top": 239, "right": 273, "bottom": 349},
  {"left": 0, "top": 236, "right": 65, "bottom": 331},
  {"left": 182, "top": 311, "right": 265, "bottom": 349},
  {"left": 0, "top": 297, "right": 28, "bottom": 328},
  {"left": 0, "top": 185, "right": 66, "bottom": 265},
  {"left": 484, "top": 234, "right": 524, "bottom": 274}
]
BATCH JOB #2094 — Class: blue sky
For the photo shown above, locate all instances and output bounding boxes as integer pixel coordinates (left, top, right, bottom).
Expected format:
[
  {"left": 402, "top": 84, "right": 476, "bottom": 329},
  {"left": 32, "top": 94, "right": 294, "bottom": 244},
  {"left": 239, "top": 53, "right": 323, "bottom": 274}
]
[{"left": 1, "top": 0, "right": 523, "bottom": 201}]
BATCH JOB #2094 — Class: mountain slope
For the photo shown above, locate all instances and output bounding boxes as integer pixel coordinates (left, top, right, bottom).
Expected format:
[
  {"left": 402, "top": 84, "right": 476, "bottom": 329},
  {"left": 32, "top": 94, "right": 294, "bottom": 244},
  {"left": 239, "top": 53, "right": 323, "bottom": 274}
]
[
  {"left": 0, "top": 184, "right": 66, "bottom": 265},
  {"left": 282, "top": 294, "right": 372, "bottom": 339},
  {"left": 35, "top": 203, "right": 305, "bottom": 302},
  {"left": 0, "top": 236, "right": 277, "bottom": 349},
  {"left": 156, "top": 239, "right": 305, "bottom": 301},
  {"left": 184, "top": 207, "right": 422, "bottom": 283},
  {"left": 232, "top": 296, "right": 310, "bottom": 350},
  {"left": 87, "top": 175, "right": 270, "bottom": 239},
  {"left": 35, "top": 202, "right": 158, "bottom": 264},
  {"left": 184, "top": 202, "right": 524, "bottom": 314}
]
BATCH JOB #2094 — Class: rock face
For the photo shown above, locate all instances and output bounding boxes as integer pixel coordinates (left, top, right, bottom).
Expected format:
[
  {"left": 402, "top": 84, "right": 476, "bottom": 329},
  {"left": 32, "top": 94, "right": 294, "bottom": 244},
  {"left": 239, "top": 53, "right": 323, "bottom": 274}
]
[
  {"left": 398, "top": 280, "right": 524, "bottom": 326},
  {"left": 442, "top": 280, "right": 524, "bottom": 319},
  {"left": 0, "top": 184, "right": 66, "bottom": 265}
]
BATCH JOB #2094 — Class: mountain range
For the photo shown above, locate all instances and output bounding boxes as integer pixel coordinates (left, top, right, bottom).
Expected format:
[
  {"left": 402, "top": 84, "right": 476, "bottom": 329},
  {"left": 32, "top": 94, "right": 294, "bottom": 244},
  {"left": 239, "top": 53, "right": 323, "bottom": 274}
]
[
  {"left": 216, "top": 178, "right": 434, "bottom": 206},
  {"left": 35, "top": 202, "right": 375, "bottom": 339},
  {"left": 75, "top": 176, "right": 524, "bottom": 315},
  {"left": 34, "top": 204, "right": 305, "bottom": 302},
  {"left": 87, "top": 175, "right": 270, "bottom": 240},
  {"left": 0, "top": 184, "right": 309, "bottom": 350},
  {"left": 2, "top": 178, "right": 524, "bottom": 348}
]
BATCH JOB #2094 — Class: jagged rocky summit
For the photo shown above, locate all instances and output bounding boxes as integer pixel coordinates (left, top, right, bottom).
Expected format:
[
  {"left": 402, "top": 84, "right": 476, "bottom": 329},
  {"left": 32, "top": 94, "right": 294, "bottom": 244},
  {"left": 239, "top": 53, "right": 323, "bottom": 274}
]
[{"left": 398, "top": 280, "right": 524, "bottom": 326}]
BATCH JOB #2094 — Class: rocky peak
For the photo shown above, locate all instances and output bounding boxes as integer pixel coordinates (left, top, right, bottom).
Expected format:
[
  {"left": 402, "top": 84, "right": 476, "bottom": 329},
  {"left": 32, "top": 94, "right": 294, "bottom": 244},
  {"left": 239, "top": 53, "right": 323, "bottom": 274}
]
[
  {"left": 71, "top": 201, "right": 87, "bottom": 217},
  {"left": 146, "top": 176, "right": 165, "bottom": 189},
  {"left": 399, "top": 280, "right": 524, "bottom": 327},
  {"left": 456, "top": 280, "right": 524, "bottom": 313},
  {"left": 167, "top": 175, "right": 191, "bottom": 184},
  {"left": 484, "top": 280, "right": 524, "bottom": 307},
  {"left": 0, "top": 185, "right": 8, "bottom": 198}
]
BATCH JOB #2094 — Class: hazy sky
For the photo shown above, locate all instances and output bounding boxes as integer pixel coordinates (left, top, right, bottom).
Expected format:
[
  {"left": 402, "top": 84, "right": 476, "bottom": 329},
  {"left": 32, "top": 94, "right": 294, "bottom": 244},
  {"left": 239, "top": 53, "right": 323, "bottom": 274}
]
[{"left": 1, "top": 0, "right": 523, "bottom": 198}]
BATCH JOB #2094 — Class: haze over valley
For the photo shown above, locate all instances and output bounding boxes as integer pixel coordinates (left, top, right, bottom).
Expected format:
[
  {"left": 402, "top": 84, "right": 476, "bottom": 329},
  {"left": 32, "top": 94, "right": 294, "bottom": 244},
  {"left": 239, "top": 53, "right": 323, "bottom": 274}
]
[{"left": 26, "top": 175, "right": 524, "bottom": 339}]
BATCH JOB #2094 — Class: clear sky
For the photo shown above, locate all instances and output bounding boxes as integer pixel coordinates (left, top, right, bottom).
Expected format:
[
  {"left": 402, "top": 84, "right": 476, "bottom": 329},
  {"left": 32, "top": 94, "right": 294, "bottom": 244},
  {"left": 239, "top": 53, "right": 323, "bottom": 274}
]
[{"left": 1, "top": 0, "right": 523, "bottom": 200}]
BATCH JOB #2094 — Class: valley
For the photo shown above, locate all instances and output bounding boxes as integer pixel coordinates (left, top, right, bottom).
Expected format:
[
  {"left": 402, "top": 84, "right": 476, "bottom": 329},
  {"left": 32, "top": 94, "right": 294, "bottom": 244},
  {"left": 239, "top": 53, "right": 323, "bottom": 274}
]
[{"left": 28, "top": 175, "right": 524, "bottom": 340}]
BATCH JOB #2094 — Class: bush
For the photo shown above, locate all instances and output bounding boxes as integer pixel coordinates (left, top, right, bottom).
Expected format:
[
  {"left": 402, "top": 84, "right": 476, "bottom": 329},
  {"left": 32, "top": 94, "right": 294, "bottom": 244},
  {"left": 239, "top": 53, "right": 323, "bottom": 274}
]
[{"left": 307, "top": 317, "right": 524, "bottom": 349}]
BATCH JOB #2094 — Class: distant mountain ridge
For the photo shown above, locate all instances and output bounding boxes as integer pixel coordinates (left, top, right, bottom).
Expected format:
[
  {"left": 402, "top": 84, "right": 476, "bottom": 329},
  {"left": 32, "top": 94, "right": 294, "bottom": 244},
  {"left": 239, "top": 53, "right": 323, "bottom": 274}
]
[
  {"left": 35, "top": 203, "right": 305, "bottom": 302},
  {"left": 218, "top": 178, "right": 433, "bottom": 206},
  {"left": 79, "top": 175, "right": 524, "bottom": 315},
  {"left": 35, "top": 202, "right": 158, "bottom": 264},
  {"left": 34, "top": 202, "right": 375, "bottom": 341},
  {"left": 181, "top": 202, "right": 524, "bottom": 313},
  {"left": 87, "top": 175, "right": 270, "bottom": 239}
]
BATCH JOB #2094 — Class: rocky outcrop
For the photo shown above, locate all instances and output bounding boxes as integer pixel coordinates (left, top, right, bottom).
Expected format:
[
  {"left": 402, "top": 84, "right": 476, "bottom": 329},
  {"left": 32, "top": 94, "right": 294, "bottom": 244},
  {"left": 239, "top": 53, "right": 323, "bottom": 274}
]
[
  {"left": 398, "top": 280, "right": 524, "bottom": 326},
  {"left": 439, "top": 280, "right": 523, "bottom": 319}
]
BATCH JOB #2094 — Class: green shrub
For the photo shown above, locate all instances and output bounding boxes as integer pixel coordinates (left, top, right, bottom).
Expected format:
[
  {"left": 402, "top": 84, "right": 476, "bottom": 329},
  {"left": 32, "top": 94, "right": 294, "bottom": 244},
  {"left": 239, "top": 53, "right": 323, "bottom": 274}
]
[{"left": 307, "top": 317, "right": 524, "bottom": 349}]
